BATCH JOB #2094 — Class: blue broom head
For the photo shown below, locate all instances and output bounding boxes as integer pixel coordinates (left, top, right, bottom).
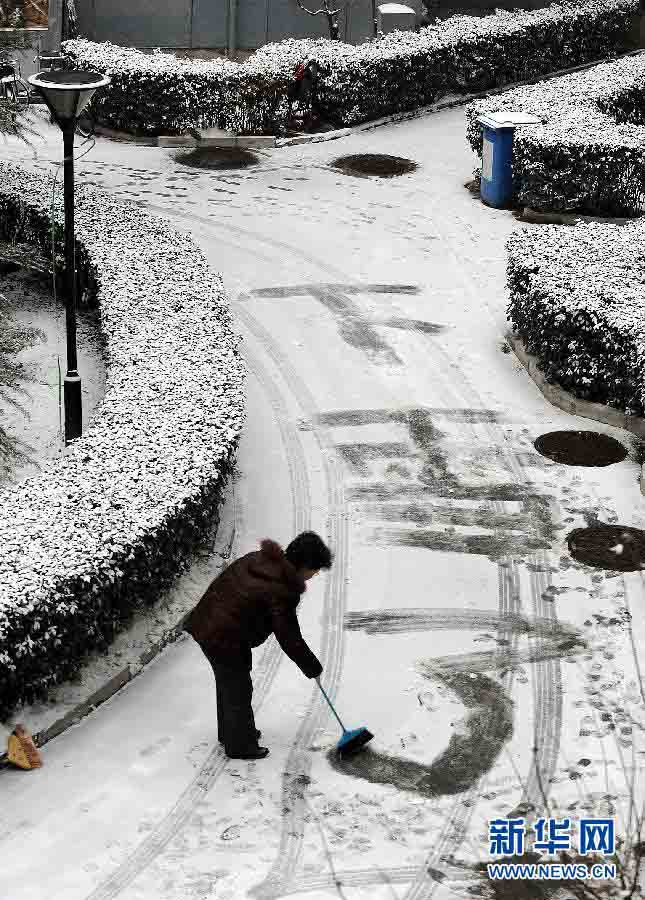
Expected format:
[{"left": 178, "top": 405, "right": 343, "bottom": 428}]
[{"left": 337, "top": 727, "right": 374, "bottom": 756}]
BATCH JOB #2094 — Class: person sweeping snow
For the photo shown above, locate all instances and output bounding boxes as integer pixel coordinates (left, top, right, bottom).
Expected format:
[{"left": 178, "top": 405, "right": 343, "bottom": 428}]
[{"left": 184, "top": 531, "right": 332, "bottom": 760}]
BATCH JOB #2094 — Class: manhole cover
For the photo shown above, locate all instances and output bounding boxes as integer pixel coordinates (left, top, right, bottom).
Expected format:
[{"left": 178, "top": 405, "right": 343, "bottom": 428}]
[
  {"left": 331, "top": 154, "right": 418, "bottom": 178},
  {"left": 534, "top": 430, "right": 627, "bottom": 466},
  {"left": 568, "top": 525, "right": 645, "bottom": 571},
  {"left": 174, "top": 147, "right": 260, "bottom": 170}
]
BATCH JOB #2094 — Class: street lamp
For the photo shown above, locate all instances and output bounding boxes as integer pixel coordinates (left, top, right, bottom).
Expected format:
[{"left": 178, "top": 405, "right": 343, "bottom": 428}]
[{"left": 27, "top": 69, "right": 110, "bottom": 444}]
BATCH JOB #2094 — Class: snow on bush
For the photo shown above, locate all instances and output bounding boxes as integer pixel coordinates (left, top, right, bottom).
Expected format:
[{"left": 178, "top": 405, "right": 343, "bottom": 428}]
[
  {"left": 507, "top": 220, "right": 645, "bottom": 415},
  {"left": 466, "top": 51, "right": 645, "bottom": 215},
  {"left": 62, "top": 0, "right": 636, "bottom": 136},
  {"left": 60, "top": 41, "right": 295, "bottom": 136},
  {"left": 0, "top": 162, "right": 245, "bottom": 720}
]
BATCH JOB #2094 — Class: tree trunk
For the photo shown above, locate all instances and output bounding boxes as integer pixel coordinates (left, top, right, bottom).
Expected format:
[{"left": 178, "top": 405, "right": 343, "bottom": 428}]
[
  {"left": 62, "top": 0, "right": 79, "bottom": 40},
  {"left": 326, "top": 11, "right": 340, "bottom": 38}
]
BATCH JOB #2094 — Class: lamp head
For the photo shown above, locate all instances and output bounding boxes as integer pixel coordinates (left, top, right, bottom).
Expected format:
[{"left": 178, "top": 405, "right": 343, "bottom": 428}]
[{"left": 28, "top": 70, "right": 110, "bottom": 128}]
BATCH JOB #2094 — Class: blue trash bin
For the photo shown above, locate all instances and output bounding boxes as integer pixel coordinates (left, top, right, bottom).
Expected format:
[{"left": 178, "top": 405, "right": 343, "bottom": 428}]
[{"left": 477, "top": 112, "right": 542, "bottom": 209}]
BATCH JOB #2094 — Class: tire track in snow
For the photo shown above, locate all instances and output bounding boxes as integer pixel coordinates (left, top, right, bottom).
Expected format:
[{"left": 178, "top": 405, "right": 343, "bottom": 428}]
[
  {"left": 274, "top": 859, "right": 486, "bottom": 896},
  {"left": 414, "top": 224, "right": 566, "bottom": 829},
  {"left": 389, "top": 322, "right": 557, "bottom": 900},
  {"left": 234, "top": 304, "right": 351, "bottom": 900},
  {"left": 131, "top": 205, "right": 355, "bottom": 900},
  {"left": 434, "top": 199, "right": 598, "bottom": 822},
  {"left": 277, "top": 311, "right": 558, "bottom": 899},
  {"left": 127, "top": 201, "right": 560, "bottom": 898},
  {"left": 278, "top": 289, "right": 619, "bottom": 899},
  {"left": 236, "top": 287, "right": 531, "bottom": 897},
  {"left": 239, "top": 308, "right": 524, "bottom": 899},
  {"left": 141, "top": 203, "right": 365, "bottom": 293},
  {"left": 177, "top": 205, "right": 560, "bottom": 899},
  {"left": 524, "top": 549, "right": 563, "bottom": 813},
  {"left": 83, "top": 343, "right": 312, "bottom": 900},
  {"left": 231, "top": 286, "right": 502, "bottom": 900},
  {"left": 184, "top": 149, "right": 624, "bottom": 900},
  {"left": 391, "top": 186, "right": 583, "bottom": 895}
]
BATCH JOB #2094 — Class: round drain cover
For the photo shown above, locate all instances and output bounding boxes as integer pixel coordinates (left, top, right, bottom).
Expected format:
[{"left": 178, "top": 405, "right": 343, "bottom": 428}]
[
  {"left": 174, "top": 147, "right": 259, "bottom": 169},
  {"left": 568, "top": 525, "right": 645, "bottom": 571},
  {"left": 534, "top": 430, "right": 627, "bottom": 466},
  {"left": 331, "top": 154, "right": 418, "bottom": 178}
]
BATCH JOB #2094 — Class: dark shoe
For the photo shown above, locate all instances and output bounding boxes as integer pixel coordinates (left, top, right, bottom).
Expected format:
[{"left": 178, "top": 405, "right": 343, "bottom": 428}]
[
  {"left": 219, "top": 729, "right": 261, "bottom": 745},
  {"left": 225, "top": 746, "right": 270, "bottom": 760}
]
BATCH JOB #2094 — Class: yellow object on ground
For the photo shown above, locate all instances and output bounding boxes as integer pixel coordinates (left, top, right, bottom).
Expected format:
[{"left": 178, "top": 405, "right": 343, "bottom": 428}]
[{"left": 7, "top": 724, "right": 42, "bottom": 770}]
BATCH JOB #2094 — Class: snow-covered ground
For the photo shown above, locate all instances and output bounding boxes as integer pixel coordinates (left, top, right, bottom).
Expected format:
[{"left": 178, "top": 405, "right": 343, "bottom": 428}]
[{"left": 1, "top": 106, "right": 644, "bottom": 900}]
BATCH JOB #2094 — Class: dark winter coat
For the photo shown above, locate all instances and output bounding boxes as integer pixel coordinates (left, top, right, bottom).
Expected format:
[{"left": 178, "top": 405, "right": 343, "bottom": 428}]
[
  {"left": 183, "top": 539, "right": 323, "bottom": 679},
  {"left": 287, "top": 60, "right": 329, "bottom": 107}
]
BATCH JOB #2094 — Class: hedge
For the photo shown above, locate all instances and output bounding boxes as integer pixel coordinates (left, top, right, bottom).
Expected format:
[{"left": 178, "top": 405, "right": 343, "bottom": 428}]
[
  {"left": 466, "top": 51, "right": 645, "bottom": 216},
  {"left": 507, "top": 219, "right": 645, "bottom": 416},
  {"left": 0, "top": 162, "right": 246, "bottom": 721},
  {"left": 62, "top": 0, "right": 637, "bottom": 137}
]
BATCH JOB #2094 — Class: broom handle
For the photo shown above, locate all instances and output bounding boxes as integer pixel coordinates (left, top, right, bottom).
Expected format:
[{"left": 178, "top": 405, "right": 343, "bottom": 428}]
[{"left": 315, "top": 677, "right": 347, "bottom": 732}]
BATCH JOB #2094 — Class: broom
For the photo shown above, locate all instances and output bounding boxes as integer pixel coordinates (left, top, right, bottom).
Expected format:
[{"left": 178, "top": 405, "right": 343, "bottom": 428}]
[
  {"left": 315, "top": 677, "right": 374, "bottom": 757},
  {"left": 7, "top": 724, "right": 42, "bottom": 770}
]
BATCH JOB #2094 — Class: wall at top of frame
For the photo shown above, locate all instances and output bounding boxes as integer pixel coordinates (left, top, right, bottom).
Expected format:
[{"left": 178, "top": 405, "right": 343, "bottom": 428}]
[{"left": 73, "top": 0, "right": 427, "bottom": 50}]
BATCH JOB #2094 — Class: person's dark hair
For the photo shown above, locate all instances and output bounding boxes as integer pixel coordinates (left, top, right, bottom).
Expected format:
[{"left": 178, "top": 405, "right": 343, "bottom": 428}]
[{"left": 285, "top": 531, "right": 333, "bottom": 571}]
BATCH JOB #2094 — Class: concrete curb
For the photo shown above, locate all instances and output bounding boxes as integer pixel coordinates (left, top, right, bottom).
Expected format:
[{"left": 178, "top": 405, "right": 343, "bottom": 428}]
[
  {"left": 0, "top": 618, "right": 187, "bottom": 769},
  {"left": 507, "top": 331, "right": 645, "bottom": 495},
  {"left": 95, "top": 126, "right": 279, "bottom": 150},
  {"left": 516, "top": 207, "right": 635, "bottom": 227},
  {"left": 0, "top": 514, "right": 236, "bottom": 769},
  {"left": 199, "top": 135, "right": 277, "bottom": 149},
  {"left": 94, "top": 124, "right": 159, "bottom": 146},
  {"left": 155, "top": 133, "right": 198, "bottom": 148},
  {"left": 92, "top": 48, "right": 645, "bottom": 152}
]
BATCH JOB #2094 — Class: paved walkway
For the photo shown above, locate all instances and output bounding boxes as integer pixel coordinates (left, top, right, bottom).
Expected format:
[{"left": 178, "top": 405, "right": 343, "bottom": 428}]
[{"left": 1, "top": 108, "right": 644, "bottom": 900}]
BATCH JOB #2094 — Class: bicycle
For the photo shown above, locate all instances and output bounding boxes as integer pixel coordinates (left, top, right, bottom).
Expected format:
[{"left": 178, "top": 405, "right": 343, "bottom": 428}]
[{"left": 0, "top": 59, "right": 31, "bottom": 107}]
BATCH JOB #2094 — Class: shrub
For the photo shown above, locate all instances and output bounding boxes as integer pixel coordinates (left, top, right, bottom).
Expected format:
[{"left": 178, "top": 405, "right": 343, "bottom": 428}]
[
  {"left": 61, "top": 42, "right": 293, "bottom": 137},
  {"left": 62, "top": 0, "right": 636, "bottom": 136},
  {"left": 0, "top": 162, "right": 246, "bottom": 720},
  {"left": 506, "top": 219, "right": 645, "bottom": 416},
  {"left": 466, "top": 51, "right": 645, "bottom": 216}
]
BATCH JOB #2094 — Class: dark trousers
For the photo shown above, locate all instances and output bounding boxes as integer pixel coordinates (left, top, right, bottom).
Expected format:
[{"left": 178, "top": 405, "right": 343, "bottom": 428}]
[{"left": 200, "top": 644, "right": 258, "bottom": 753}]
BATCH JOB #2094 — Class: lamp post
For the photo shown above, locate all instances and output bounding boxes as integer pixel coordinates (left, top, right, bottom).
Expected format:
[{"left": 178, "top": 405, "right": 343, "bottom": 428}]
[{"left": 27, "top": 69, "right": 110, "bottom": 444}]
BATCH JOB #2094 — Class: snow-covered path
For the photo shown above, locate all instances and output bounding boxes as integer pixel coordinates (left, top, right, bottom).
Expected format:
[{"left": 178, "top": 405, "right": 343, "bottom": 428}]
[{"left": 2, "top": 108, "right": 645, "bottom": 900}]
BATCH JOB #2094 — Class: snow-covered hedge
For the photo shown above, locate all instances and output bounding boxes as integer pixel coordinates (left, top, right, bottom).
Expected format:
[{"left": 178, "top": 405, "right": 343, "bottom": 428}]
[
  {"left": 466, "top": 51, "right": 645, "bottom": 216},
  {"left": 0, "top": 162, "right": 245, "bottom": 721},
  {"left": 507, "top": 220, "right": 645, "bottom": 414},
  {"left": 60, "top": 42, "right": 291, "bottom": 137},
  {"left": 62, "top": 0, "right": 636, "bottom": 136}
]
